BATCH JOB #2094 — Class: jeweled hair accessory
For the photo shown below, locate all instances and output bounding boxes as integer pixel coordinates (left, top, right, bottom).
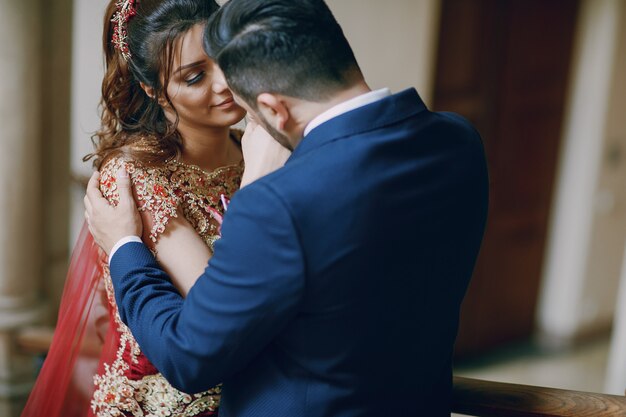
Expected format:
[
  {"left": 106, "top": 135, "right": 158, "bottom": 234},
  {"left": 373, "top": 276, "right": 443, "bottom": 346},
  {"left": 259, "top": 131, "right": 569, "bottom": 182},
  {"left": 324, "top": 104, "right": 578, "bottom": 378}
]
[{"left": 111, "top": 0, "right": 138, "bottom": 61}]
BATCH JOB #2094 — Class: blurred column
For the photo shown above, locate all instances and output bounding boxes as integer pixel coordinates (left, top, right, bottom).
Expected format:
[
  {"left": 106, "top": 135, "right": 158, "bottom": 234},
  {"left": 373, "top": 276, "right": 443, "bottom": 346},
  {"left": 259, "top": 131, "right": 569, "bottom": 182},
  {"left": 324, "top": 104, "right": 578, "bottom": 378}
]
[
  {"left": 537, "top": 0, "right": 623, "bottom": 346},
  {"left": 604, "top": 3, "right": 626, "bottom": 392},
  {"left": 40, "top": 0, "right": 73, "bottom": 319},
  {"left": 606, "top": 245, "right": 626, "bottom": 394},
  {"left": 0, "top": 0, "right": 45, "bottom": 414}
]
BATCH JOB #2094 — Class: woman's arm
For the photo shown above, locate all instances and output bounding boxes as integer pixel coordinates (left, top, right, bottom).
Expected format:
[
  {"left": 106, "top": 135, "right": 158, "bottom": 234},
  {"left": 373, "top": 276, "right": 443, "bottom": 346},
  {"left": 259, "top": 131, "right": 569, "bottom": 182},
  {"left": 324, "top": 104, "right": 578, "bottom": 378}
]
[
  {"left": 143, "top": 211, "right": 211, "bottom": 297},
  {"left": 99, "top": 158, "right": 211, "bottom": 298},
  {"left": 151, "top": 121, "right": 291, "bottom": 295}
]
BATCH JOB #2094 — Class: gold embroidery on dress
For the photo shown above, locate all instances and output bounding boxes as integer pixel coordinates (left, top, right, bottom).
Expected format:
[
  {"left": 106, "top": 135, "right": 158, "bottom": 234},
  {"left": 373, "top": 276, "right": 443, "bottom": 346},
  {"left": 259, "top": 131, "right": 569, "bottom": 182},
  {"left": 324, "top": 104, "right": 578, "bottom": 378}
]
[
  {"left": 99, "top": 157, "right": 242, "bottom": 250},
  {"left": 92, "top": 153, "right": 242, "bottom": 416},
  {"left": 91, "top": 268, "right": 221, "bottom": 417}
]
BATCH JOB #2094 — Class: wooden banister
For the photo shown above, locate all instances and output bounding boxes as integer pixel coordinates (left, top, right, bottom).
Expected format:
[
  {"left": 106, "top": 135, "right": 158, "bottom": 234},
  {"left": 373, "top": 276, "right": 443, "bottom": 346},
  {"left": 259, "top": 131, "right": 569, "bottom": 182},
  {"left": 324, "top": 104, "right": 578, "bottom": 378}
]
[
  {"left": 15, "top": 327, "right": 55, "bottom": 355},
  {"left": 16, "top": 326, "right": 101, "bottom": 357},
  {"left": 452, "top": 376, "right": 626, "bottom": 416}
]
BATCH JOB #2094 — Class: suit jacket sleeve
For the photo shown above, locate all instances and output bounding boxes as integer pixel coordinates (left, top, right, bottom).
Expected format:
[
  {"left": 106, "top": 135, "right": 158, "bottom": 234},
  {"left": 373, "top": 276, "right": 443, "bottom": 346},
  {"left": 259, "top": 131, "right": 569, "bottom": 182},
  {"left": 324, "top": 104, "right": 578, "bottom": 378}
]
[{"left": 109, "top": 181, "right": 305, "bottom": 393}]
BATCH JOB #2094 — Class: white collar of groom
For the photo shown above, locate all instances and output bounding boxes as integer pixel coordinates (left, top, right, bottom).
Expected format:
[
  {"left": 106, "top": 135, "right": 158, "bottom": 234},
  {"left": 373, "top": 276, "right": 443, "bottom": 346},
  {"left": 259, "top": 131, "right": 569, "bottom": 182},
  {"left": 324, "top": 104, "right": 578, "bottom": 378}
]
[{"left": 303, "top": 88, "right": 392, "bottom": 137}]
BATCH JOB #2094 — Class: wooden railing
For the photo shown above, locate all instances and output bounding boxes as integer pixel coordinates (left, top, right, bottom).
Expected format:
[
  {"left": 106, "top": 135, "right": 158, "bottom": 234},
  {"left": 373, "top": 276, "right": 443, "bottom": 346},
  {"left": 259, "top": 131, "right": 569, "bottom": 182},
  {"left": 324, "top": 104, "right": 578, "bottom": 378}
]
[
  {"left": 452, "top": 376, "right": 626, "bottom": 416},
  {"left": 15, "top": 327, "right": 626, "bottom": 415},
  {"left": 15, "top": 327, "right": 55, "bottom": 355},
  {"left": 16, "top": 326, "right": 101, "bottom": 357}
]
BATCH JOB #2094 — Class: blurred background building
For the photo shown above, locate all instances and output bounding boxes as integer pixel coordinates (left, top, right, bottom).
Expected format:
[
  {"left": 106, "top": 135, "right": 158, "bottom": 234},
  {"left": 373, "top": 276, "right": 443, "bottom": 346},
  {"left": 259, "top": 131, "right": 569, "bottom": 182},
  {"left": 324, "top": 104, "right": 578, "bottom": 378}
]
[{"left": 0, "top": 0, "right": 625, "bottom": 415}]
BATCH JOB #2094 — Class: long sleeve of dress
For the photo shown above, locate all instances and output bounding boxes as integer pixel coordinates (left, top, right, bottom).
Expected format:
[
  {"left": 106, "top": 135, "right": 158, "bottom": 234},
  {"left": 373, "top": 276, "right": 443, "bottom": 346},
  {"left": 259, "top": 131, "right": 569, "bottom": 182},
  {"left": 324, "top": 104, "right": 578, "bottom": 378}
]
[{"left": 109, "top": 181, "right": 306, "bottom": 393}]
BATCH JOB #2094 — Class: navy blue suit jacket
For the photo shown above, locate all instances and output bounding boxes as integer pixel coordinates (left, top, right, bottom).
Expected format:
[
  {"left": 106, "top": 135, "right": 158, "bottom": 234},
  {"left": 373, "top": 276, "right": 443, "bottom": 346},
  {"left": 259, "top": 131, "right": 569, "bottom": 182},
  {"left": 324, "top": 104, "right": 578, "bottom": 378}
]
[{"left": 110, "top": 89, "right": 489, "bottom": 416}]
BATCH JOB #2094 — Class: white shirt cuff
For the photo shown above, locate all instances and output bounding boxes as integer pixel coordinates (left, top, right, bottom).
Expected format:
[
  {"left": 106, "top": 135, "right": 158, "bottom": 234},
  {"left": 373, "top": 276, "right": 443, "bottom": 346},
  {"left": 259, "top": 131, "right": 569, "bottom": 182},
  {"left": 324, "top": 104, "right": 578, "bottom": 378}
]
[{"left": 109, "top": 235, "right": 143, "bottom": 265}]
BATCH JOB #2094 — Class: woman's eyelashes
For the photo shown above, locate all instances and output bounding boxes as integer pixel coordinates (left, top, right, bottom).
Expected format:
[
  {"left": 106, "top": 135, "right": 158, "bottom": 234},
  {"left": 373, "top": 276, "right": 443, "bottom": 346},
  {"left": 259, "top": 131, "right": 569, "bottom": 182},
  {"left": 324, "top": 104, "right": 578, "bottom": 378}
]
[{"left": 185, "top": 71, "right": 205, "bottom": 86}]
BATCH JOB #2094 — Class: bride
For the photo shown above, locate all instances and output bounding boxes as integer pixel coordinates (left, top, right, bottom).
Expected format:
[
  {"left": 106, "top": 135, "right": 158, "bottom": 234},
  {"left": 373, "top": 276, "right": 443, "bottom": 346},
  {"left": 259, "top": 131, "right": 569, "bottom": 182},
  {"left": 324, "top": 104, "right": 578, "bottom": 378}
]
[{"left": 20, "top": 0, "right": 289, "bottom": 416}]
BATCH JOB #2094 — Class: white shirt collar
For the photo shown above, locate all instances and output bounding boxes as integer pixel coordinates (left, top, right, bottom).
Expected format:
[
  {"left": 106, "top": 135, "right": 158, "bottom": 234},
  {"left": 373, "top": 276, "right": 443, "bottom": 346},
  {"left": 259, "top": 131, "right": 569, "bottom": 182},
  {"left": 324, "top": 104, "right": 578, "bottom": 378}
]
[{"left": 303, "top": 88, "right": 392, "bottom": 137}]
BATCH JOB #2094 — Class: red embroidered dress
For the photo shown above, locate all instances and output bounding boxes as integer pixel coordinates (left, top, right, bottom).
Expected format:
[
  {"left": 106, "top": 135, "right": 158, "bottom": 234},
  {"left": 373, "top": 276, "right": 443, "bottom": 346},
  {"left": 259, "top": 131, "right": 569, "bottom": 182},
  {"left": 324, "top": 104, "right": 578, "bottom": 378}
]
[
  {"left": 21, "top": 135, "right": 243, "bottom": 417},
  {"left": 91, "top": 155, "right": 243, "bottom": 417}
]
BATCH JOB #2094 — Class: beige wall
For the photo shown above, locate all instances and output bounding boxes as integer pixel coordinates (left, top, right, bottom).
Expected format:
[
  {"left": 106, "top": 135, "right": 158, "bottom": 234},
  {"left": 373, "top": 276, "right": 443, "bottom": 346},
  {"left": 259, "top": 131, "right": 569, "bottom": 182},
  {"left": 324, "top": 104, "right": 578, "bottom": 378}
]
[{"left": 326, "top": 0, "right": 441, "bottom": 105}]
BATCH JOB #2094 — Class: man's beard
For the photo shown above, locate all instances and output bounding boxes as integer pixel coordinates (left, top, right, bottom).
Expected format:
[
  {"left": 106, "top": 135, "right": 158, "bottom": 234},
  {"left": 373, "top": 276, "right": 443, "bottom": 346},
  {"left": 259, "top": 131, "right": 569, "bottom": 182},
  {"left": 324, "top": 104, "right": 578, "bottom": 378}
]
[{"left": 254, "top": 114, "right": 294, "bottom": 152}]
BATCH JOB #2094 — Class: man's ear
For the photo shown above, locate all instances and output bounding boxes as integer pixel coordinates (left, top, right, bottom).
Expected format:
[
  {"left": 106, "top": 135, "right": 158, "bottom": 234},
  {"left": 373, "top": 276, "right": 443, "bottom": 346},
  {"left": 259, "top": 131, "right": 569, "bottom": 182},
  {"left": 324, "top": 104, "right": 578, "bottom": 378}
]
[{"left": 257, "top": 93, "right": 290, "bottom": 131}]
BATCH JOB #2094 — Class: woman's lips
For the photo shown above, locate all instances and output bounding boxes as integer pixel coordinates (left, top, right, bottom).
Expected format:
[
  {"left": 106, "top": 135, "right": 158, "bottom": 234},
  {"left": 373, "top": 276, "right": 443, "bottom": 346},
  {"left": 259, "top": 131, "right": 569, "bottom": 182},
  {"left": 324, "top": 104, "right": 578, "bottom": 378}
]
[{"left": 214, "top": 97, "right": 235, "bottom": 108}]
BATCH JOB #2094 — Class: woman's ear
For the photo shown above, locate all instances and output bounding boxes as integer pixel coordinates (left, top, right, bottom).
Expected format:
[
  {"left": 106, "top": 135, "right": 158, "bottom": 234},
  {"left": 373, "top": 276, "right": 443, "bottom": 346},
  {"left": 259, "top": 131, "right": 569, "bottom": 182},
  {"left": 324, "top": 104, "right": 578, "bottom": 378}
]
[
  {"left": 257, "top": 93, "right": 290, "bottom": 131},
  {"left": 140, "top": 82, "right": 168, "bottom": 107},
  {"left": 140, "top": 82, "right": 156, "bottom": 99}
]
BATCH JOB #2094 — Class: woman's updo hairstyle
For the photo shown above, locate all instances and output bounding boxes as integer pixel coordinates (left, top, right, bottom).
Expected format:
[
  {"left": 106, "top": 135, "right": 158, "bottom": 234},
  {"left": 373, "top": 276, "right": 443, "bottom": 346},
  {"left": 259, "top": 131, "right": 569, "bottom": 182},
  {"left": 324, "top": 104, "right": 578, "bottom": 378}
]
[{"left": 86, "top": 0, "right": 220, "bottom": 168}]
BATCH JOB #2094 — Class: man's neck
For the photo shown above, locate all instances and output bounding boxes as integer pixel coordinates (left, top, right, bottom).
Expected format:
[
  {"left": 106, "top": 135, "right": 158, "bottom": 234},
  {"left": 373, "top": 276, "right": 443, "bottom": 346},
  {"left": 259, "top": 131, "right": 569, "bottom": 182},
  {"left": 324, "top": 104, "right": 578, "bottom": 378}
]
[
  {"left": 288, "top": 81, "right": 372, "bottom": 146},
  {"left": 314, "top": 81, "right": 373, "bottom": 117}
]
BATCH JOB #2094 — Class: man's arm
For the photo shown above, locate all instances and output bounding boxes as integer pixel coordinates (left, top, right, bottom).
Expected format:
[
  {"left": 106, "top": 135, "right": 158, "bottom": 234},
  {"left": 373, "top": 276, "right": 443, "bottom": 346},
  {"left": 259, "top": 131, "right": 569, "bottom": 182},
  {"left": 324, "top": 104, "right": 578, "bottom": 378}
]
[{"left": 108, "top": 182, "right": 305, "bottom": 393}]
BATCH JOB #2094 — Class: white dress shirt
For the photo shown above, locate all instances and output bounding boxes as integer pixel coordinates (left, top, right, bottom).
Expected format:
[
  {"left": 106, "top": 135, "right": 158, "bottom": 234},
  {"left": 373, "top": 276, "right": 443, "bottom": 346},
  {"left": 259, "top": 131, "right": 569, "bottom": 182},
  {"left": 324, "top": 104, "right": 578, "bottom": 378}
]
[
  {"left": 303, "top": 88, "right": 391, "bottom": 136},
  {"left": 109, "top": 236, "right": 143, "bottom": 261}
]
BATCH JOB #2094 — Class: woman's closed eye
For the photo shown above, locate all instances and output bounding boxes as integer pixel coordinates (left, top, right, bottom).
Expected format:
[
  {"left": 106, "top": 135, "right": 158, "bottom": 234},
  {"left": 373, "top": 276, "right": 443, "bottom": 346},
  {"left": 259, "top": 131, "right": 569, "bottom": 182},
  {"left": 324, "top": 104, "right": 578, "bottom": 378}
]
[{"left": 185, "top": 71, "right": 205, "bottom": 86}]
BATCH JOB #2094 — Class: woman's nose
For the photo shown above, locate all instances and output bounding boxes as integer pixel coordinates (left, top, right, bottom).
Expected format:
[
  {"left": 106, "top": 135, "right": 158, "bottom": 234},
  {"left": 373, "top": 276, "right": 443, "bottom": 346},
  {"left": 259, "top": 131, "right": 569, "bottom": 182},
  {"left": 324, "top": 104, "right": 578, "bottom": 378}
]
[{"left": 212, "top": 65, "right": 229, "bottom": 94}]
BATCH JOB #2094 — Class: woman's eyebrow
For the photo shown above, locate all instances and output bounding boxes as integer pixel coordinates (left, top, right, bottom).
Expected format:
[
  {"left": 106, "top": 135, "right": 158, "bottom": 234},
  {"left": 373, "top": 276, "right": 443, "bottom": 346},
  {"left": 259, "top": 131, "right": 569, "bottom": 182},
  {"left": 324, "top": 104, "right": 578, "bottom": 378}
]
[{"left": 174, "top": 60, "right": 205, "bottom": 73}]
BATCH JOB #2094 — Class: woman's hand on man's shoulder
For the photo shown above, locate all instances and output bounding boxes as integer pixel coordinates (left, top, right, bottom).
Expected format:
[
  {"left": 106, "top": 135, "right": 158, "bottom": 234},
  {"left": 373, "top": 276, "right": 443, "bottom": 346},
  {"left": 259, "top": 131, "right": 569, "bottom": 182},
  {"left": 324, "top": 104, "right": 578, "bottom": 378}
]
[{"left": 239, "top": 120, "right": 291, "bottom": 188}]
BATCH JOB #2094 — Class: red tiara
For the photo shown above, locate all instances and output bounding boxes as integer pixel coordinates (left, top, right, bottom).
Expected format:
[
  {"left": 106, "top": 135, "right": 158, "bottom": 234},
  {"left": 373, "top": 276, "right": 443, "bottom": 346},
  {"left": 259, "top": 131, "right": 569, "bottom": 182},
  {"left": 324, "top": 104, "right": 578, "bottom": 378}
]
[{"left": 111, "top": 0, "right": 138, "bottom": 61}]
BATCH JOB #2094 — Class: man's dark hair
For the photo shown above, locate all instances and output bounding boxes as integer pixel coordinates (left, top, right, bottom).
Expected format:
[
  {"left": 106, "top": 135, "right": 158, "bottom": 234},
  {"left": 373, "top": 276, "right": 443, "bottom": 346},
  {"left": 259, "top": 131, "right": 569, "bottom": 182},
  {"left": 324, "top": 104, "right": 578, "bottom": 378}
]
[{"left": 204, "top": 0, "right": 362, "bottom": 106}]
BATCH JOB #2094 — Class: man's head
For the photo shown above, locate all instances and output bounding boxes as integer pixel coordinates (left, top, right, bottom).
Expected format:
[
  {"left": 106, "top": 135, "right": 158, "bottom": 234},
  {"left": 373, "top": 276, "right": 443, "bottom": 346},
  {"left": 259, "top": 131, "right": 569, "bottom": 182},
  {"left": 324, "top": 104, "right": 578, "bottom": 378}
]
[{"left": 203, "top": 0, "right": 366, "bottom": 148}]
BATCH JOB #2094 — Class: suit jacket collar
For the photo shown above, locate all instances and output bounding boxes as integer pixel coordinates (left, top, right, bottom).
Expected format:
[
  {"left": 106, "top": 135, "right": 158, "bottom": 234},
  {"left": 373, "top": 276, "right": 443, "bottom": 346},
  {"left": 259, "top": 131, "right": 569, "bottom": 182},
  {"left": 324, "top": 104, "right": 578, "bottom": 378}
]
[{"left": 289, "top": 88, "right": 428, "bottom": 162}]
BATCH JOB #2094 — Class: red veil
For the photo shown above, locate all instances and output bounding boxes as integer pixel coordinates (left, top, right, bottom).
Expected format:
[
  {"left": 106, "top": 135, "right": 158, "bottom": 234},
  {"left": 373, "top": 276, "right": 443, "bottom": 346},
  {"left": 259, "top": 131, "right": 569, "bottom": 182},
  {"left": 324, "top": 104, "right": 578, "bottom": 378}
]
[{"left": 21, "top": 223, "right": 116, "bottom": 417}]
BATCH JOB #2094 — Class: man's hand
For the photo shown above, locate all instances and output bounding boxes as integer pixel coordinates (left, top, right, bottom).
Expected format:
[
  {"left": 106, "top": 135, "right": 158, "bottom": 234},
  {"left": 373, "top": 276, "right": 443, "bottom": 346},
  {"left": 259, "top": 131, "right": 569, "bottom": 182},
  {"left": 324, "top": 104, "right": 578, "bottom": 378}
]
[
  {"left": 84, "top": 168, "right": 143, "bottom": 256},
  {"left": 239, "top": 119, "right": 291, "bottom": 188}
]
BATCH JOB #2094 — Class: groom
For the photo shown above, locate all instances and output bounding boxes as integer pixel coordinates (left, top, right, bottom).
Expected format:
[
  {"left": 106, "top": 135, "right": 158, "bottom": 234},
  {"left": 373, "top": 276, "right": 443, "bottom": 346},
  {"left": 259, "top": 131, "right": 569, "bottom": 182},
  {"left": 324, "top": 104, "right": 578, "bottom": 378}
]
[{"left": 85, "top": 0, "right": 488, "bottom": 415}]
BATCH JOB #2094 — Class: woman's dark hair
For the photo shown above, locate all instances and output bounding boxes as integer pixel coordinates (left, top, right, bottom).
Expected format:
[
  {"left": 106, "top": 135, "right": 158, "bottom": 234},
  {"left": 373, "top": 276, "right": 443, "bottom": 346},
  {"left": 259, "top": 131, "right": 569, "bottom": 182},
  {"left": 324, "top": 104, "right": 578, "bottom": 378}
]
[
  {"left": 204, "top": 0, "right": 362, "bottom": 107},
  {"left": 85, "top": 0, "right": 220, "bottom": 168}
]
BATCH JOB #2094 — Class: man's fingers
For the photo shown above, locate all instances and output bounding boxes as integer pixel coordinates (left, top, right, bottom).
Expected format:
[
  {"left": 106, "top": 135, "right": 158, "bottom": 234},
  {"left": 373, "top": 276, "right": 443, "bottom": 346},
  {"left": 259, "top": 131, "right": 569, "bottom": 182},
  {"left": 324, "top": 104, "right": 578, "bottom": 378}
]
[
  {"left": 82, "top": 164, "right": 142, "bottom": 253},
  {"left": 116, "top": 167, "right": 136, "bottom": 208}
]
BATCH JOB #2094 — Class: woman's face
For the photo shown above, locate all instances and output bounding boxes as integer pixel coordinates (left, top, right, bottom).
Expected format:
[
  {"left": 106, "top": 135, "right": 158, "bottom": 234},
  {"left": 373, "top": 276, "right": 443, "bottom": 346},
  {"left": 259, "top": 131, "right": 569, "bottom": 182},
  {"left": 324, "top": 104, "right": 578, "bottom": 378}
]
[{"left": 163, "top": 23, "right": 246, "bottom": 132}]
